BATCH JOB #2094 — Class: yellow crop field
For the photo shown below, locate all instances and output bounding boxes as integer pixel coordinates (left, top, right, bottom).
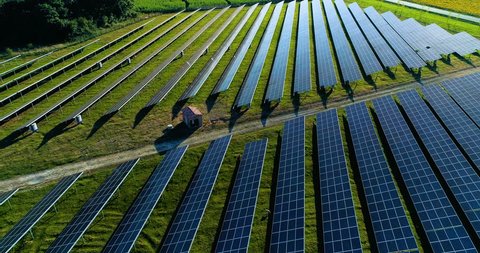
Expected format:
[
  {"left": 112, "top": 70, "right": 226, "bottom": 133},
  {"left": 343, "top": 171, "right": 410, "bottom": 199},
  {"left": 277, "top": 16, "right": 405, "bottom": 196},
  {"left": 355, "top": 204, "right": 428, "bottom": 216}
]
[{"left": 409, "top": 0, "right": 480, "bottom": 17}]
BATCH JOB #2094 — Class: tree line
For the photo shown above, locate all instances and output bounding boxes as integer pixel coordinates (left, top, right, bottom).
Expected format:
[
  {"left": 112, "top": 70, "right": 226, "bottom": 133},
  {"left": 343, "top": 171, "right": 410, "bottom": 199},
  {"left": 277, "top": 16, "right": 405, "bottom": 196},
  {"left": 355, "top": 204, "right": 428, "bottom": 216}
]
[{"left": 0, "top": 0, "right": 136, "bottom": 49}]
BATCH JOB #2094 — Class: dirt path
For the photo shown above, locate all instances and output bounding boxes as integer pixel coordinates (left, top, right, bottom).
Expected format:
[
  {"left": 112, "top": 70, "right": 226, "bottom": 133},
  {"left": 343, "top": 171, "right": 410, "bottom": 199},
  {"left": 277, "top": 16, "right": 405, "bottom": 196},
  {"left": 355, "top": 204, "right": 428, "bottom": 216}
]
[{"left": 1, "top": 67, "right": 478, "bottom": 192}]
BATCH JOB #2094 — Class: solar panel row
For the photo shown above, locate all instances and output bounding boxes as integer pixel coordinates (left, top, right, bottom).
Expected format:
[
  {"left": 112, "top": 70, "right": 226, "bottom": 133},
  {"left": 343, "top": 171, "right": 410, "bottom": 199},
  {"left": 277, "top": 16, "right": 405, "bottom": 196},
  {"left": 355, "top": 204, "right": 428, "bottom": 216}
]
[
  {"left": 0, "top": 189, "right": 19, "bottom": 206},
  {"left": 402, "top": 18, "right": 453, "bottom": 56},
  {"left": 103, "top": 147, "right": 187, "bottom": 253},
  {"left": 159, "top": 135, "right": 231, "bottom": 253},
  {"left": 178, "top": 4, "right": 259, "bottom": 101},
  {"left": 215, "top": 139, "right": 268, "bottom": 253},
  {"left": 345, "top": 102, "right": 418, "bottom": 253},
  {"left": 311, "top": 0, "right": 337, "bottom": 88},
  {"left": 212, "top": 3, "right": 272, "bottom": 94},
  {"left": 293, "top": 0, "right": 312, "bottom": 94},
  {"left": 323, "top": 0, "right": 362, "bottom": 83},
  {"left": 441, "top": 74, "right": 480, "bottom": 127},
  {"left": 348, "top": 3, "right": 400, "bottom": 68},
  {"left": 335, "top": 0, "right": 382, "bottom": 76},
  {"left": 373, "top": 96, "right": 477, "bottom": 252},
  {"left": 146, "top": 6, "right": 244, "bottom": 108},
  {"left": 363, "top": 7, "right": 425, "bottom": 69},
  {"left": 316, "top": 109, "right": 362, "bottom": 253},
  {"left": 265, "top": 1, "right": 295, "bottom": 102},
  {"left": 381, "top": 12, "right": 441, "bottom": 62},
  {"left": 397, "top": 90, "right": 480, "bottom": 239},
  {"left": 0, "top": 173, "right": 82, "bottom": 253},
  {"left": 46, "top": 159, "right": 139, "bottom": 253},
  {"left": 270, "top": 116, "right": 305, "bottom": 253},
  {"left": 235, "top": 2, "right": 283, "bottom": 108}
]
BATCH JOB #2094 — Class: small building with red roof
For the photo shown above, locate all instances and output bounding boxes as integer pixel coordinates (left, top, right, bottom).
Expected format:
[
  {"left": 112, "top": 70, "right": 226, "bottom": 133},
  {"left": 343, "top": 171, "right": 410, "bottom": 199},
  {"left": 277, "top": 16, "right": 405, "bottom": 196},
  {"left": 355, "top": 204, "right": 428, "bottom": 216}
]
[{"left": 182, "top": 106, "right": 203, "bottom": 128}]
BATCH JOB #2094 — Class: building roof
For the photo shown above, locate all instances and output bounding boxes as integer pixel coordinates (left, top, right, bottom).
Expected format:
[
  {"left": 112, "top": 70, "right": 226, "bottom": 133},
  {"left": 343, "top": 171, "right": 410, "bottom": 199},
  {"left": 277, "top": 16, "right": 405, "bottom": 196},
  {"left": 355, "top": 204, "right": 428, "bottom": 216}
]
[{"left": 182, "top": 106, "right": 202, "bottom": 116}]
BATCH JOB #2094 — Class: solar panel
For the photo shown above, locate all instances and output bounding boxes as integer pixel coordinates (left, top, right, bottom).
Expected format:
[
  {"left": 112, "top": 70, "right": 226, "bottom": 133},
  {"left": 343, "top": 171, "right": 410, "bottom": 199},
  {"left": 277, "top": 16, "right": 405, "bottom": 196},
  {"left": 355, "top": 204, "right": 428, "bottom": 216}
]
[
  {"left": 0, "top": 39, "right": 99, "bottom": 92},
  {"left": 373, "top": 96, "right": 477, "bottom": 252},
  {"left": 311, "top": 0, "right": 337, "bottom": 88},
  {"left": 402, "top": 18, "right": 453, "bottom": 56},
  {"left": 159, "top": 135, "right": 231, "bottom": 253},
  {"left": 0, "top": 173, "right": 82, "bottom": 253},
  {"left": 215, "top": 139, "right": 267, "bottom": 253},
  {"left": 265, "top": 1, "right": 295, "bottom": 102},
  {"left": 316, "top": 109, "right": 362, "bottom": 253},
  {"left": 348, "top": 3, "right": 400, "bottom": 68},
  {"left": 270, "top": 116, "right": 305, "bottom": 253},
  {"left": 294, "top": 0, "right": 312, "bottom": 94},
  {"left": 235, "top": 2, "right": 283, "bottom": 108},
  {"left": 0, "top": 189, "right": 18, "bottom": 206},
  {"left": 422, "top": 85, "right": 480, "bottom": 168},
  {"left": 397, "top": 90, "right": 480, "bottom": 238},
  {"left": 381, "top": 12, "right": 441, "bottom": 62},
  {"left": 363, "top": 7, "right": 425, "bottom": 69},
  {"left": 46, "top": 159, "right": 139, "bottom": 253},
  {"left": 323, "top": 0, "right": 362, "bottom": 83},
  {"left": 441, "top": 74, "right": 480, "bottom": 126},
  {"left": 450, "top": 32, "right": 480, "bottom": 55},
  {"left": 102, "top": 147, "right": 187, "bottom": 253},
  {"left": 212, "top": 3, "right": 272, "bottom": 94},
  {"left": 335, "top": 0, "right": 382, "bottom": 76},
  {"left": 179, "top": 4, "right": 259, "bottom": 101},
  {"left": 345, "top": 102, "right": 418, "bottom": 253}
]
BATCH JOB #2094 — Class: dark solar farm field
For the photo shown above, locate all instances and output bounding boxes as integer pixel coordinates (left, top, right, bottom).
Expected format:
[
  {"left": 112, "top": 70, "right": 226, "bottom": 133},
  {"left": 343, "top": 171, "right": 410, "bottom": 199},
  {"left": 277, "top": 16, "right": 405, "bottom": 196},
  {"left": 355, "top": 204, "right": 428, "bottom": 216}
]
[{"left": 1, "top": 0, "right": 480, "bottom": 252}]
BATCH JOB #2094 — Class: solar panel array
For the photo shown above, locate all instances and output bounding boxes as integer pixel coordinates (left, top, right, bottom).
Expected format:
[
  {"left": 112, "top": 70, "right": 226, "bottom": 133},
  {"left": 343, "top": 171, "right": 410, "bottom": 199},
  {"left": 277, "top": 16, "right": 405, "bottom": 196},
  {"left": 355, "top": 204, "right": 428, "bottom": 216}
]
[
  {"left": 450, "top": 32, "right": 480, "bottom": 55},
  {"left": 0, "top": 173, "right": 82, "bottom": 253},
  {"left": 270, "top": 116, "right": 305, "bottom": 253},
  {"left": 363, "top": 7, "right": 425, "bottom": 69},
  {"left": 212, "top": 3, "right": 271, "bottom": 94},
  {"left": 294, "top": 0, "right": 312, "bottom": 94},
  {"left": 0, "top": 189, "right": 18, "bottom": 206},
  {"left": 146, "top": 6, "right": 242, "bottom": 108},
  {"left": 215, "top": 139, "right": 267, "bottom": 253},
  {"left": 345, "top": 102, "right": 418, "bottom": 253},
  {"left": 1, "top": 10, "right": 191, "bottom": 123},
  {"left": 103, "top": 147, "right": 187, "bottom": 253},
  {"left": 46, "top": 159, "right": 139, "bottom": 253},
  {"left": 335, "top": 0, "right": 382, "bottom": 76},
  {"left": 265, "top": 1, "right": 295, "bottom": 102},
  {"left": 422, "top": 85, "right": 480, "bottom": 168},
  {"left": 316, "top": 109, "right": 362, "bottom": 253},
  {"left": 179, "top": 4, "right": 258, "bottom": 101},
  {"left": 441, "top": 74, "right": 480, "bottom": 126},
  {"left": 373, "top": 96, "right": 477, "bottom": 252},
  {"left": 323, "top": 0, "right": 362, "bottom": 83},
  {"left": 159, "top": 135, "right": 231, "bottom": 253},
  {"left": 103, "top": 8, "right": 216, "bottom": 115},
  {"left": 0, "top": 53, "right": 50, "bottom": 81},
  {"left": 403, "top": 19, "right": 453, "bottom": 56},
  {"left": 59, "top": 11, "right": 193, "bottom": 122},
  {"left": 348, "top": 3, "right": 400, "bottom": 68},
  {"left": 397, "top": 90, "right": 480, "bottom": 239},
  {"left": 424, "top": 24, "right": 475, "bottom": 56},
  {"left": 382, "top": 12, "right": 441, "bottom": 62},
  {"left": 0, "top": 40, "right": 98, "bottom": 92},
  {"left": 311, "top": 0, "right": 337, "bottom": 88},
  {"left": 235, "top": 2, "right": 283, "bottom": 108}
]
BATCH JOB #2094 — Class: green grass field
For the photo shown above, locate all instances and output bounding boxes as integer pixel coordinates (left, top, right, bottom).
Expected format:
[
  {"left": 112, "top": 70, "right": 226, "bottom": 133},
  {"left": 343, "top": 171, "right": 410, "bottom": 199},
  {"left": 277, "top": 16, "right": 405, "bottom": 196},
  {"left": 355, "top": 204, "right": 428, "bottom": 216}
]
[{"left": 0, "top": 1, "right": 479, "bottom": 251}]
